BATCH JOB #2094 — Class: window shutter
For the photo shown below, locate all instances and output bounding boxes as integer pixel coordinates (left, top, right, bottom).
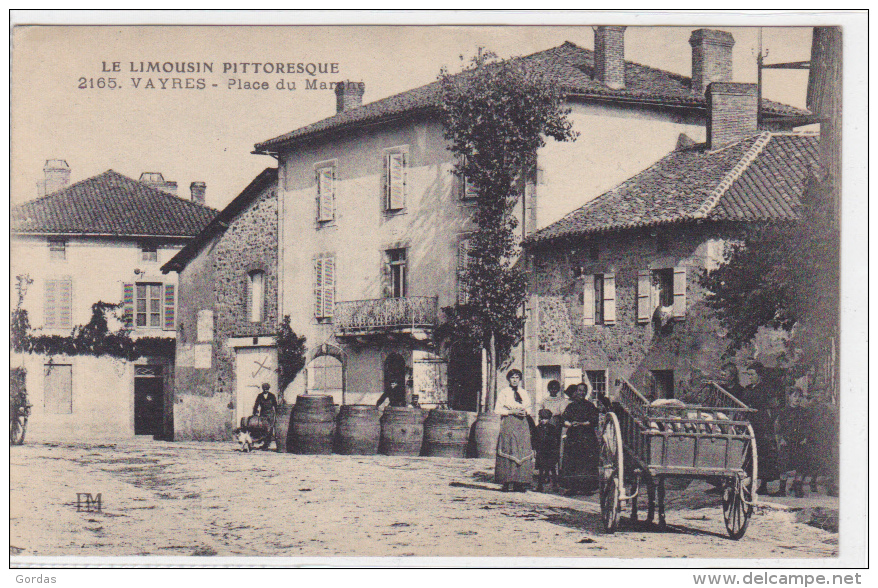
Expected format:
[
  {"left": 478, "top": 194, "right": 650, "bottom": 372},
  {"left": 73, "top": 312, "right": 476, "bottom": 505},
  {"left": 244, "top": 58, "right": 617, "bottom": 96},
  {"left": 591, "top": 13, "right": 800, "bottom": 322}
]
[
  {"left": 457, "top": 238, "right": 471, "bottom": 305},
  {"left": 163, "top": 284, "right": 176, "bottom": 331},
  {"left": 582, "top": 274, "right": 595, "bottom": 326},
  {"left": 323, "top": 256, "right": 335, "bottom": 318},
  {"left": 44, "top": 280, "right": 57, "bottom": 328},
  {"left": 314, "top": 257, "right": 324, "bottom": 318},
  {"left": 603, "top": 272, "right": 616, "bottom": 325},
  {"left": 244, "top": 273, "right": 252, "bottom": 323},
  {"left": 58, "top": 280, "right": 72, "bottom": 328},
  {"left": 637, "top": 270, "right": 652, "bottom": 324},
  {"left": 387, "top": 152, "right": 405, "bottom": 210},
  {"left": 318, "top": 167, "right": 334, "bottom": 222},
  {"left": 673, "top": 265, "right": 687, "bottom": 319},
  {"left": 122, "top": 282, "right": 134, "bottom": 328}
]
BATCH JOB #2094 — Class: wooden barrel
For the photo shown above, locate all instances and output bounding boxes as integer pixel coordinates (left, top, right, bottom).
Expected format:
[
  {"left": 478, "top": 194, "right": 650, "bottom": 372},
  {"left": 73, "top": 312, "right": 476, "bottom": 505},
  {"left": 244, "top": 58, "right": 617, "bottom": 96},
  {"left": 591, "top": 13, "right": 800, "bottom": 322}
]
[
  {"left": 380, "top": 407, "right": 424, "bottom": 456},
  {"left": 423, "top": 409, "right": 470, "bottom": 458},
  {"left": 275, "top": 404, "right": 295, "bottom": 453},
  {"left": 336, "top": 405, "right": 381, "bottom": 455},
  {"left": 472, "top": 412, "right": 501, "bottom": 458},
  {"left": 291, "top": 395, "right": 335, "bottom": 455}
]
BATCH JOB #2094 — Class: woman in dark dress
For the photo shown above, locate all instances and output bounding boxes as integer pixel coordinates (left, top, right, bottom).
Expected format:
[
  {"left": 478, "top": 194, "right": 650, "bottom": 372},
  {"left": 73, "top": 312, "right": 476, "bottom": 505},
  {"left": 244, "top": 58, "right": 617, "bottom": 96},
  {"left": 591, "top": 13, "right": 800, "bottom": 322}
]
[
  {"left": 560, "top": 384, "right": 601, "bottom": 495},
  {"left": 494, "top": 369, "right": 535, "bottom": 492}
]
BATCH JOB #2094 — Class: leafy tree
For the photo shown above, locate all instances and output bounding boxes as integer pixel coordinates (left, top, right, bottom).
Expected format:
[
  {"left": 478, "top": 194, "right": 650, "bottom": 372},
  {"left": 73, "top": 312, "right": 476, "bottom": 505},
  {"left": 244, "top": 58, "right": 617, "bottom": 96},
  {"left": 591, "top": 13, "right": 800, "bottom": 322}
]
[
  {"left": 437, "top": 49, "right": 577, "bottom": 412},
  {"left": 700, "top": 174, "right": 839, "bottom": 391},
  {"left": 276, "top": 315, "right": 307, "bottom": 403}
]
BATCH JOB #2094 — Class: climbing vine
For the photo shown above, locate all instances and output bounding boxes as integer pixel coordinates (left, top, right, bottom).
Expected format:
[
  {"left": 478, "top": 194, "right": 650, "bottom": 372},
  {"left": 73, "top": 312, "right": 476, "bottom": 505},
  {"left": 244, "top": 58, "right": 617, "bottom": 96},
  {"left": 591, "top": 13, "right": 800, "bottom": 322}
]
[{"left": 10, "top": 301, "right": 175, "bottom": 360}]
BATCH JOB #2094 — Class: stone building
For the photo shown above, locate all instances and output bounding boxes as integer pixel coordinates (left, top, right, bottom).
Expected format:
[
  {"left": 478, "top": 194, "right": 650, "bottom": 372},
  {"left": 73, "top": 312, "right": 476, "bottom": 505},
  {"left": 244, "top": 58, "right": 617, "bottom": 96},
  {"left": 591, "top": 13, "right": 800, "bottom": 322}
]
[
  {"left": 248, "top": 26, "right": 807, "bottom": 410},
  {"left": 161, "top": 168, "right": 279, "bottom": 440},
  {"left": 251, "top": 28, "right": 807, "bottom": 414},
  {"left": 11, "top": 165, "right": 216, "bottom": 441},
  {"left": 521, "top": 82, "right": 819, "bottom": 405}
]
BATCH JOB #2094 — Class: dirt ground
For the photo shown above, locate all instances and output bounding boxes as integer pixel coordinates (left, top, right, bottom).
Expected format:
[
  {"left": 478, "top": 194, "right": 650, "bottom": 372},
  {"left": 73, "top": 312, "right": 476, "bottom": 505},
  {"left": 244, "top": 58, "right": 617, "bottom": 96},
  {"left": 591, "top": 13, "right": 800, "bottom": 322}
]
[{"left": 9, "top": 439, "right": 838, "bottom": 560}]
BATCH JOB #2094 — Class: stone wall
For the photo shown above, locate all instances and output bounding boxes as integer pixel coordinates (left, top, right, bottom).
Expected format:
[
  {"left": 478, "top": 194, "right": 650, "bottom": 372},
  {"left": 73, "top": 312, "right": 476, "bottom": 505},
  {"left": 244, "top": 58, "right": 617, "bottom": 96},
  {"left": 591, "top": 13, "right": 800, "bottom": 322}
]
[
  {"left": 174, "top": 179, "right": 278, "bottom": 440},
  {"left": 527, "top": 222, "right": 744, "bottom": 401}
]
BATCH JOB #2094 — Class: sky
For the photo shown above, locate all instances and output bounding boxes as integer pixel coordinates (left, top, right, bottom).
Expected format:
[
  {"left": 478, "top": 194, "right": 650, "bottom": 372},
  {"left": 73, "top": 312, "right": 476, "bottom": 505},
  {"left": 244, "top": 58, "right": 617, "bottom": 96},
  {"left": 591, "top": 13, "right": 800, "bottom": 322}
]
[{"left": 11, "top": 24, "right": 814, "bottom": 211}]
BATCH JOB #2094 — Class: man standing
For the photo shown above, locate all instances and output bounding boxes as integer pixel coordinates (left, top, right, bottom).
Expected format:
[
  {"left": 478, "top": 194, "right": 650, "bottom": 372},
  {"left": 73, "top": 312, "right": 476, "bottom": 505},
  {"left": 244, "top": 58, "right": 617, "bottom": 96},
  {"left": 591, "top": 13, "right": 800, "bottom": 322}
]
[{"left": 253, "top": 383, "right": 278, "bottom": 419}]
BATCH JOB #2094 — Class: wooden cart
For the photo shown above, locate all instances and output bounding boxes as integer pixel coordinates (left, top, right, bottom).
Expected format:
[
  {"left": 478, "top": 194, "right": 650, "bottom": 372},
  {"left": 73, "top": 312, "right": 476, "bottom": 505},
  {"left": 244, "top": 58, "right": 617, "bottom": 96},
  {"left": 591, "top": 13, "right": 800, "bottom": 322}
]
[{"left": 599, "top": 379, "right": 758, "bottom": 540}]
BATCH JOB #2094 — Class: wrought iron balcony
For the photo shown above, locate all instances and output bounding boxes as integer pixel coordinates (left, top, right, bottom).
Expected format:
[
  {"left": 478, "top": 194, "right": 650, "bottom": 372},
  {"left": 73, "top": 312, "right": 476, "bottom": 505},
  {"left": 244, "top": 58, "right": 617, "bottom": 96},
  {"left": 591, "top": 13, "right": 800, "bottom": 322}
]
[{"left": 334, "top": 296, "right": 438, "bottom": 337}]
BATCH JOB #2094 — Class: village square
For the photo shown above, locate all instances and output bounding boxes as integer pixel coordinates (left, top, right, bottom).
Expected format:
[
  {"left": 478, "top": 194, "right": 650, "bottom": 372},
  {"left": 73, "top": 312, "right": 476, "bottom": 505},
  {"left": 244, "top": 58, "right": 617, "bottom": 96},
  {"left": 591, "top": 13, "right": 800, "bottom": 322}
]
[{"left": 9, "top": 23, "right": 847, "bottom": 562}]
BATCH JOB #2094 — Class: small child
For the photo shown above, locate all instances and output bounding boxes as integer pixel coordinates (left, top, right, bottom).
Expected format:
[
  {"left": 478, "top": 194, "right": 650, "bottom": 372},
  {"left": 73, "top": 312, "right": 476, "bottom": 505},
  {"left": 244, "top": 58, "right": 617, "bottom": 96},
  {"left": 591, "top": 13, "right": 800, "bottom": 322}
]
[{"left": 534, "top": 408, "right": 562, "bottom": 492}]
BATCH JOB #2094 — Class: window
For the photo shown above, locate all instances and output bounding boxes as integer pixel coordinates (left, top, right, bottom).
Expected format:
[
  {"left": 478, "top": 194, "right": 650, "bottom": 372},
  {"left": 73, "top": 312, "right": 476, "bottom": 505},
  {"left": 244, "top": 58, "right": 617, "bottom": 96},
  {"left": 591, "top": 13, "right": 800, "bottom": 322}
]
[
  {"left": 136, "top": 283, "right": 163, "bottom": 328},
  {"left": 585, "top": 370, "right": 607, "bottom": 397},
  {"left": 651, "top": 370, "right": 674, "bottom": 400},
  {"left": 315, "top": 163, "right": 335, "bottom": 223},
  {"left": 582, "top": 273, "right": 615, "bottom": 326},
  {"left": 589, "top": 242, "right": 599, "bottom": 261},
  {"left": 314, "top": 254, "right": 335, "bottom": 320},
  {"left": 457, "top": 237, "right": 472, "bottom": 305},
  {"left": 44, "top": 278, "right": 72, "bottom": 328},
  {"left": 48, "top": 239, "right": 66, "bottom": 261},
  {"left": 122, "top": 282, "right": 174, "bottom": 330},
  {"left": 637, "top": 265, "right": 687, "bottom": 324},
  {"left": 383, "top": 148, "right": 407, "bottom": 211},
  {"left": 44, "top": 363, "right": 73, "bottom": 414},
  {"left": 141, "top": 244, "right": 158, "bottom": 262},
  {"left": 459, "top": 156, "right": 478, "bottom": 201},
  {"left": 385, "top": 248, "right": 408, "bottom": 298},
  {"left": 653, "top": 268, "right": 674, "bottom": 307},
  {"left": 248, "top": 270, "right": 264, "bottom": 323}
]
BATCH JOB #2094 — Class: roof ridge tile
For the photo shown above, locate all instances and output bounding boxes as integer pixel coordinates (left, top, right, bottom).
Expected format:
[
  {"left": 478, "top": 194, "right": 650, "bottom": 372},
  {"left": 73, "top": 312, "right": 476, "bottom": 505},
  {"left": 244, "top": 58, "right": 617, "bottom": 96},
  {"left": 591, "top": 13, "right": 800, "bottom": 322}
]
[{"left": 695, "top": 132, "right": 772, "bottom": 218}]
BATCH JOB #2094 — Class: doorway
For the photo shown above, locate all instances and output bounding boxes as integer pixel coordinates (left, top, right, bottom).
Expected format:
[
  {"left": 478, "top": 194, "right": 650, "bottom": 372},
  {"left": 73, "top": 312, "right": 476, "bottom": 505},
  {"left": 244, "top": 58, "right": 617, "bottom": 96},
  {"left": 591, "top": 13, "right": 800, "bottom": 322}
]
[
  {"left": 234, "top": 346, "right": 278, "bottom": 427},
  {"left": 447, "top": 345, "right": 481, "bottom": 412},
  {"left": 134, "top": 365, "right": 164, "bottom": 436}
]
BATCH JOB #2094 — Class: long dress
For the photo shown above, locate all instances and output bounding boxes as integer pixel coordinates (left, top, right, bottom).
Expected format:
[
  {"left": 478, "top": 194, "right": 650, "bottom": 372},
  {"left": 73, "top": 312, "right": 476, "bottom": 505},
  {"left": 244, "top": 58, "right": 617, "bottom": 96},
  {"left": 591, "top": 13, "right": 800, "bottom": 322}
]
[
  {"left": 560, "top": 399, "right": 600, "bottom": 492},
  {"left": 494, "top": 386, "right": 535, "bottom": 485}
]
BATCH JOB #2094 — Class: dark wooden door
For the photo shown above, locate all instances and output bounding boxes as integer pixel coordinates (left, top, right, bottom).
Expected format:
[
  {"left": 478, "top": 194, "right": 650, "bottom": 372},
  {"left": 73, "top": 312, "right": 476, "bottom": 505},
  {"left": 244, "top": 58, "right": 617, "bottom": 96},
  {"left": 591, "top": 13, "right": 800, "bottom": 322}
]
[{"left": 134, "top": 375, "right": 163, "bottom": 436}]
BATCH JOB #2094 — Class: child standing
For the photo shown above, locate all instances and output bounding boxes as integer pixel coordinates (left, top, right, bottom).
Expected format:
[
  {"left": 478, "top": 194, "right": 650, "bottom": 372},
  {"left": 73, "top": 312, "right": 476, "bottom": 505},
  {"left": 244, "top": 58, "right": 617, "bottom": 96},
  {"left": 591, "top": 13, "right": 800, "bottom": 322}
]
[{"left": 534, "top": 408, "right": 562, "bottom": 492}]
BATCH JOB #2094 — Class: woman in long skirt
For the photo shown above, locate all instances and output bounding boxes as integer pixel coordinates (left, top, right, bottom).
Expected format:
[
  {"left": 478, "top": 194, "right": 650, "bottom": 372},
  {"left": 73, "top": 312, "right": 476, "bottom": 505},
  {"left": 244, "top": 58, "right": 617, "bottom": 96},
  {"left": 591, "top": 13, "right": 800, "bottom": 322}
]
[
  {"left": 495, "top": 369, "right": 534, "bottom": 492},
  {"left": 560, "top": 384, "right": 600, "bottom": 495}
]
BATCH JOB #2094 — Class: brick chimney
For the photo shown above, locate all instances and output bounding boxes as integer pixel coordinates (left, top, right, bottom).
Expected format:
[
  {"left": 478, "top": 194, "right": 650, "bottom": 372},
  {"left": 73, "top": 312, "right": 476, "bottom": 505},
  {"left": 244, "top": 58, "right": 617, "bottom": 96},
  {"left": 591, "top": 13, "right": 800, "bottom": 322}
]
[
  {"left": 706, "top": 82, "right": 758, "bottom": 149},
  {"left": 593, "top": 26, "right": 627, "bottom": 90},
  {"left": 139, "top": 172, "right": 177, "bottom": 195},
  {"left": 334, "top": 80, "right": 365, "bottom": 113},
  {"left": 189, "top": 181, "right": 206, "bottom": 204},
  {"left": 689, "top": 29, "right": 735, "bottom": 97},
  {"left": 38, "top": 159, "right": 71, "bottom": 196}
]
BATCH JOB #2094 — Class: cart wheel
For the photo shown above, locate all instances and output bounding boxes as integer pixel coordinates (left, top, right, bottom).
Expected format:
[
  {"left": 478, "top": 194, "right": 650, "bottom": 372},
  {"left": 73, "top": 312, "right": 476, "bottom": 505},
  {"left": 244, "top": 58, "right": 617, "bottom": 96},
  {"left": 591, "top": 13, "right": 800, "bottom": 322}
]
[
  {"left": 723, "top": 432, "right": 757, "bottom": 540},
  {"left": 599, "top": 412, "right": 624, "bottom": 533},
  {"left": 10, "top": 416, "right": 26, "bottom": 445}
]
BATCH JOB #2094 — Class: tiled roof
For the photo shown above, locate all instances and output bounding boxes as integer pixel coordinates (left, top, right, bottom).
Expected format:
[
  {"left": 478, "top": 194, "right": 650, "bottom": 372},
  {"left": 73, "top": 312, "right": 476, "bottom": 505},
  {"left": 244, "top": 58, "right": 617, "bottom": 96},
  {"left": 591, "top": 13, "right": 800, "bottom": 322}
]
[
  {"left": 255, "top": 42, "right": 810, "bottom": 153},
  {"left": 526, "top": 133, "right": 820, "bottom": 243},
  {"left": 162, "top": 168, "right": 277, "bottom": 273},
  {"left": 11, "top": 170, "right": 218, "bottom": 237}
]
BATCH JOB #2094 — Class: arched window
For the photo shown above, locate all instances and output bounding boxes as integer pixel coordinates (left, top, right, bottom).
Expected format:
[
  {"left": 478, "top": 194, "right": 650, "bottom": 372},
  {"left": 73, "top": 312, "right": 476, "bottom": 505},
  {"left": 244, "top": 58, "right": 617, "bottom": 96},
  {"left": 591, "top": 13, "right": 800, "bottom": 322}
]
[{"left": 248, "top": 270, "right": 264, "bottom": 323}]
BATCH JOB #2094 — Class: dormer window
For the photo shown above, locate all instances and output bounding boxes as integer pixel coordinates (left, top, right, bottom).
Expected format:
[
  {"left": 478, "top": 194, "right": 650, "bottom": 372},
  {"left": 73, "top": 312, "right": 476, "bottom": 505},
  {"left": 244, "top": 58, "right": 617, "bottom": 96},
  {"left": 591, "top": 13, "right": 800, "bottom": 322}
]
[
  {"left": 141, "top": 243, "right": 158, "bottom": 262},
  {"left": 48, "top": 238, "right": 66, "bottom": 261}
]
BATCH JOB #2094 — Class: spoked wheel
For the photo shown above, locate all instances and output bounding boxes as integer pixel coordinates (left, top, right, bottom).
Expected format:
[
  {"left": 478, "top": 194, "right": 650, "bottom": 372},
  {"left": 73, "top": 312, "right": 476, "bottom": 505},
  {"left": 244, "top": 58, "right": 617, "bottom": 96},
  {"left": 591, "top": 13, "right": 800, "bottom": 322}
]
[
  {"left": 10, "top": 416, "right": 27, "bottom": 445},
  {"left": 599, "top": 412, "right": 624, "bottom": 533},
  {"left": 723, "top": 428, "right": 757, "bottom": 540}
]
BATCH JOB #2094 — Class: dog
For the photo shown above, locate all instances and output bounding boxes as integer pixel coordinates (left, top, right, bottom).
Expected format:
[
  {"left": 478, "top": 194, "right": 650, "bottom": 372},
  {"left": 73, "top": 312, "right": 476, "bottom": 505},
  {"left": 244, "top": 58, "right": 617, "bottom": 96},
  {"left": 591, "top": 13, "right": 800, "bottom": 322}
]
[{"left": 235, "top": 416, "right": 273, "bottom": 452}]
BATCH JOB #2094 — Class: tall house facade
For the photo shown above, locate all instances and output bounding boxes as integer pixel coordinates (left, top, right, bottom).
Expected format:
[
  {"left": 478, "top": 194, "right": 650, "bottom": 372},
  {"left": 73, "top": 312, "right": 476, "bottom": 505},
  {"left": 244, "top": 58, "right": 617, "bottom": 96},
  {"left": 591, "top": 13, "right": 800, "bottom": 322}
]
[
  {"left": 253, "top": 28, "right": 807, "bottom": 413},
  {"left": 11, "top": 166, "right": 216, "bottom": 442}
]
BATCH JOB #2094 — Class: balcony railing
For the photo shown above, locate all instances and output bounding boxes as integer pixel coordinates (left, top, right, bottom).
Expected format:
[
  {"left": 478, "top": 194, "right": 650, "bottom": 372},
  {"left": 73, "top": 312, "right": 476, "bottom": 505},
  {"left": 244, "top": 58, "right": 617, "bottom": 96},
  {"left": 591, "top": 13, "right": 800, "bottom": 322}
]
[{"left": 334, "top": 296, "right": 438, "bottom": 336}]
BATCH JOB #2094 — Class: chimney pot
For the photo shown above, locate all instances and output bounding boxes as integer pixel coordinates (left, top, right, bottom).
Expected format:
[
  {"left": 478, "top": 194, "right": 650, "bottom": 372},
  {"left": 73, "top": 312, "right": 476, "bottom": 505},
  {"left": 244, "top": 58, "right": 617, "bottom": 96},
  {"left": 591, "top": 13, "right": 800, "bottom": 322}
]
[
  {"left": 689, "top": 28, "right": 735, "bottom": 97},
  {"left": 190, "top": 181, "right": 206, "bottom": 204},
  {"left": 334, "top": 80, "right": 365, "bottom": 113},
  {"left": 593, "top": 26, "right": 627, "bottom": 90},
  {"left": 706, "top": 82, "right": 758, "bottom": 150},
  {"left": 39, "top": 159, "right": 71, "bottom": 197}
]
